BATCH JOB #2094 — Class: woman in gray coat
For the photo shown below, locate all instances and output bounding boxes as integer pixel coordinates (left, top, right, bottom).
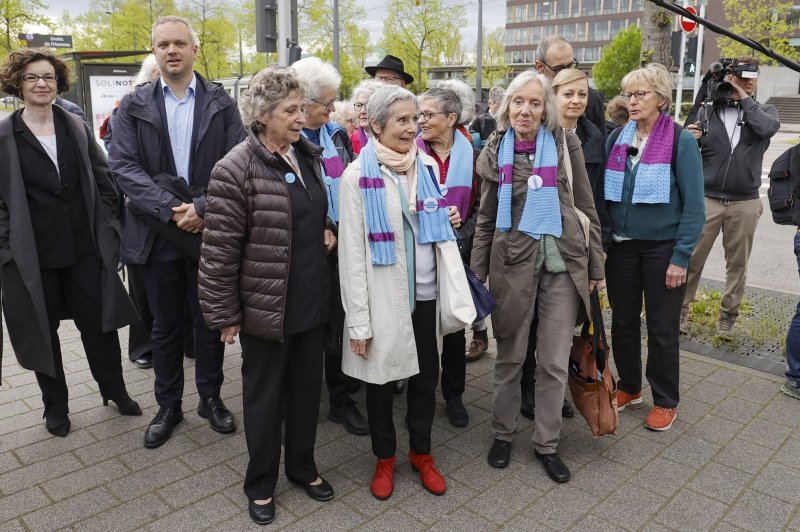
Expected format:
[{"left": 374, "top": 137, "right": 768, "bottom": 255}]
[
  {"left": 0, "top": 49, "right": 140, "bottom": 438},
  {"left": 470, "top": 70, "right": 605, "bottom": 483}
]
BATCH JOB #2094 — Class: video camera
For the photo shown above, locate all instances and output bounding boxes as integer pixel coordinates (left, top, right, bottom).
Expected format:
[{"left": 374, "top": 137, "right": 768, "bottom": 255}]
[{"left": 697, "top": 58, "right": 759, "bottom": 135}]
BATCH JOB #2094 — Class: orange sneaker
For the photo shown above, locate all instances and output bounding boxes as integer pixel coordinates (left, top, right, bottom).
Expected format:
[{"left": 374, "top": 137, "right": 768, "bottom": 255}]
[
  {"left": 645, "top": 406, "right": 677, "bottom": 431},
  {"left": 370, "top": 456, "right": 396, "bottom": 500},
  {"left": 408, "top": 451, "right": 446, "bottom": 495},
  {"left": 616, "top": 390, "right": 643, "bottom": 411}
]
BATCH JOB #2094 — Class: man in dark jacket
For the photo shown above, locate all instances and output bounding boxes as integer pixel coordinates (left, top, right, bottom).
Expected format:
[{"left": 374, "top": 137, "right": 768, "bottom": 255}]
[
  {"left": 535, "top": 36, "right": 606, "bottom": 140},
  {"left": 682, "top": 57, "right": 779, "bottom": 338},
  {"left": 109, "top": 15, "right": 246, "bottom": 448}
]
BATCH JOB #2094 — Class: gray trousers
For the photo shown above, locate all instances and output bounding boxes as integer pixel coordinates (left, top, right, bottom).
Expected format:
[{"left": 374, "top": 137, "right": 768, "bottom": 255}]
[{"left": 492, "top": 270, "right": 581, "bottom": 454}]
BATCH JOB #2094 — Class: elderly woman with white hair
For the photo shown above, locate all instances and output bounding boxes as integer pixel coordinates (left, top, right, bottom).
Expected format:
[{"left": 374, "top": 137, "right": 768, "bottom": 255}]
[
  {"left": 604, "top": 64, "right": 704, "bottom": 432},
  {"left": 416, "top": 86, "right": 481, "bottom": 428},
  {"left": 349, "top": 78, "right": 382, "bottom": 154},
  {"left": 338, "top": 84, "right": 468, "bottom": 501},
  {"left": 291, "top": 56, "right": 368, "bottom": 436},
  {"left": 470, "top": 70, "right": 605, "bottom": 482},
  {"left": 199, "top": 66, "right": 338, "bottom": 525}
]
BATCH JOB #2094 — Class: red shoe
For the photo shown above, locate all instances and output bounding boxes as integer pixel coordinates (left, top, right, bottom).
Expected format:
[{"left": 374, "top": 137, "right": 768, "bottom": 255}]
[
  {"left": 408, "top": 451, "right": 446, "bottom": 495},
  {"left": 370, "top": 456, "right": 396, "bottom": 500},
  {"left": 616, "top": 390, "right": 643, "bottom": 411},
  {"left": 645, "top": 406, "right": 677, "bottom": 431}
]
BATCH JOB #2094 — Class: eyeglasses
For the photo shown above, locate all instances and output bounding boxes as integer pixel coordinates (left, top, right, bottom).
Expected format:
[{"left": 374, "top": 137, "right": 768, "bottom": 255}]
[
  {"left": 310, "top": 97, "right": 336, "bottom": 110},
  {"left": 22, "top": 73, "right": 58, "bottom": 84},
  {"left": 353, "top": 102, "right": 366, "bottom": 111},
  {"left": 377, "top": 75, "right": 403, "bottom": 83},
  {"left": 419, "top": 111, "right": 448, "bottom": 121},
  {"left": 622, "top": 90, "right": 653, "bottom": 102},
  {"left": 541, "top": 58, "right": 579, "bottom": 74}
]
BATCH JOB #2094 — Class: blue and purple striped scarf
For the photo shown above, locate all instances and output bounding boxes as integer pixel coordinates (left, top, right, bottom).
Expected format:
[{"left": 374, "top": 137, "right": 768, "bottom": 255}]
[
  {"left": 496, "top": 127, "right": 562, "bottom": 239},
  {"left": 302, "top": 123, "right": 345, "bottom": 222},
  {"left": 358, "top": 139, "right": 454, "bottom": 266},
  {"left": 415, "top": 130, "right": 473, "bottom": 222},
  {"left": 604, "top": 112, "right": 674, "bottom": 204}
]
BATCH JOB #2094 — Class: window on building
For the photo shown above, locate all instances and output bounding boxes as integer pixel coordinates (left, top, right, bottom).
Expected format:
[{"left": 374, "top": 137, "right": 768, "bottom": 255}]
[
  {"left": 631, "top": 0, "right": 643, "bottom": 11},
  {"left": 562, "top": 23, "right": 576, "bottom": 41},
  {"left": 507, "top": 5, "right": 513, "bottom": 22},
  {"left": 571, "top": 0, "right": 581, "bottom": 17},
  {"left": 539, "top": 1, "right": 552, "bottom": 20},
  {"left": 582, "top": 0, "right": 600, "bottom": 16},
  {"left": 589, "top": 20, "right": 609, "bottom": 41},
  {"left": 602, "top": 0, "right": 616, "bottom": 14},
  {"left": 556, "top": 0, "right": 570, "bottom": 19},
  {"left": 577, "top": 21, "right": 586, "bottom": 40},
  {"left": 584, "top": 47, "right": 600, "bottom": 61},
  {"left": 515, "top": 4, "right": 526, "bottom": 21},
  {"left": 610, "top": 19, "right": 627, "bottom": 34},
  {"left": 530, "top": 26, "right": 542, "bottom": 43},
  {"left": 506, "top": 28, "right": 513, "bottom": 45},
  {"left": 516, "top": 28, "right": 528, "bottom": 45}
]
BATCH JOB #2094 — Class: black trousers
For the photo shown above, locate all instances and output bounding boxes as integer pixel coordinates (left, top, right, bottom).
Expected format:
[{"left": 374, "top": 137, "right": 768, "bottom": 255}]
[
  {"left": 366, "top": 300, "right": 438, "bottom": 458},
  {"left": 440, "top": 328, "right": 466, "bottom": 400},
  {"left": 606, "top": 240, "right": 683, "bottom": 408},
  {"left": 324, "top": 264, "right": 358, "bottom": 412},
  {"left": 35, "top": 253, "right": 125, "bottom": 412},
  {"left": 240, "top": 325, "right": 324, "bottom": 500},
  {"left": 126, "top": 264, "right": 196, "bottom": 361},
  {"left": 521, "top": 306, "right": 540, "bottom": 392},
  {"left": 143, "top": 246, "right": 224, "bottom": 408}
]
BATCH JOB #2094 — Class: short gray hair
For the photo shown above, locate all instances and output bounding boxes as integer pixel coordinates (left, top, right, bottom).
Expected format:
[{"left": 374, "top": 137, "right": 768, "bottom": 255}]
[
  {"left": 419, "top": 87, "right": 462, "bottom": 126},
  {"left": 239, "top": 66, "right": 306, "bottom": 133},
  {"left": 133, "top": 54, "right": 159, "bottom": 86},
  {"left": 621, "top": 63, "right": 673, "bottom": 113},
  {"left": 365, "top": 85, "right": 416, "bottom": 135},
  {"left": 290, "top": 56, "right": 341, "bottom": 102},
  {"left": 488, "top": 86, "right": 504, "bottom": 104},
  {"left": 495, "top": 70, "right": 559, "bottom": 134},
  {"left": 151, "top": 15, "right": 196, "bottom": 47},
  {"left": 536, "top": 35, "right": 571, "bottom": 63},
  {"left": 437, "top": 79, "right": 475, "bottom": 125},
  {"left": 350, "top": 78, "right": 382, "bottom": 102}
]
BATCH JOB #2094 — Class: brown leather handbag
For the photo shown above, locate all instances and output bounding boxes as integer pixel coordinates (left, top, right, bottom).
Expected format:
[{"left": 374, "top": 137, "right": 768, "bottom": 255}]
[{"left": 568, "top": 288, "right": 618, "bottom": 437}]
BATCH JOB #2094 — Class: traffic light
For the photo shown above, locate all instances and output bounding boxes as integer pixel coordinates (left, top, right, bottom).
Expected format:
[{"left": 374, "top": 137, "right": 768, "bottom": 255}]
[{"left": 256, "top": 0, "right": 278, "bottom": 53}]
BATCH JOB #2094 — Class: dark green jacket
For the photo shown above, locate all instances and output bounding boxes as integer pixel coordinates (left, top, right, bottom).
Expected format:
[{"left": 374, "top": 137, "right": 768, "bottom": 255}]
[{"left": 605, "top": 128, "right": 705, "bottom": 268}]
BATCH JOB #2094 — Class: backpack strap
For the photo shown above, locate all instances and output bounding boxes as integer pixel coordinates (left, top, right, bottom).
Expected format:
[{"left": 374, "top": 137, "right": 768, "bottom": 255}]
[{"left": 671, "top": 122, "right": 682, "bottom": 172}]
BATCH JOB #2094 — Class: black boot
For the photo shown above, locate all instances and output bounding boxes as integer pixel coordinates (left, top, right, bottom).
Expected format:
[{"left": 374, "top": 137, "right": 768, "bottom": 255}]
[{"left": 42, "top": 396, "right": 70, "bottom": 437}]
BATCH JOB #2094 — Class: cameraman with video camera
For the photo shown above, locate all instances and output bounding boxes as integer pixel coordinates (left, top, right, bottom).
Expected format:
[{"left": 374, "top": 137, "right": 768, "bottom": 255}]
[{"left": 682, "top": 56, "right": 780, "bottom": 337}]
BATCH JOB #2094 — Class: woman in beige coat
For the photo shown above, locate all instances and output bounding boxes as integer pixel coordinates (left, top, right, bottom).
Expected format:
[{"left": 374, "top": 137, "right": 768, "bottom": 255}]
[
  {"left": 470, "top": 70, "right": 605, "bottom": 483},
  {"left": 338, "top": 85, "right": 472, "bottom": 501}
]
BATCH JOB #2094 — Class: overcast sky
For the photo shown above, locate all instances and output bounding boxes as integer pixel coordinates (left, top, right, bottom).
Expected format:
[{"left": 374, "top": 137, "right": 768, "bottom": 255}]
[{"left": 42, "top": 0, "right": 506, "bottom": 52}]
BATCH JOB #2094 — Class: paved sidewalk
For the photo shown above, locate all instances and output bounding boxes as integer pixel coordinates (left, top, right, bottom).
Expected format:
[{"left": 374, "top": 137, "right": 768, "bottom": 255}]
[{"left": 1, "top": 323, "right": 799, "bottom": 531}]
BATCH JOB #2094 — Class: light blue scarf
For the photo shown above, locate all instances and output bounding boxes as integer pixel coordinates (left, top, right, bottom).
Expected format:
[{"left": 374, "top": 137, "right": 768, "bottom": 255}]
[{"left": 358, "top": 140, "right": 454, "bottom": 266}]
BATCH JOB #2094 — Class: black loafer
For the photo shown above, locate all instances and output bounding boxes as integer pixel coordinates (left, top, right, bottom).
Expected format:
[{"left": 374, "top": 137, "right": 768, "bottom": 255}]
[
  {"left": 535, "top": 451, "right": 571, "bottom": 483},
  {"left": 562, "top": 399, "right": 575, "bottom": 419},
  {"left": 329, "top": 405, "right": 369, "bottom": 436},
  {"left": 487, "top": 438, "right": 511, "bottom": 468},
  {"left": 289, "top": 476, "right": 334, "bottom": 502},
  {"left": 248, "top": 499, "right": 275, "bottom": 525},
  {"left": 144, "top": 407, "right": 183, "bottom": 448},
  {"left": 446, "top": 395, "right": 469, "bottom": 427},
  {"left": 520, "top": 390, "right": 535, "bottom": 420},
  {"left": 133, "top": 354, "right": 153, "bottom": 369},
  {"left": 198, "top": 397, "right": 236, "bottom": 434}
]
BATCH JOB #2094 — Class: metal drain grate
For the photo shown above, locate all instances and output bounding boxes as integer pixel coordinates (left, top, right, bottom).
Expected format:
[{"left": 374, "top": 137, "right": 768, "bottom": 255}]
[{"left": 601, "top": 279, "right": 797, "bottom": 377}]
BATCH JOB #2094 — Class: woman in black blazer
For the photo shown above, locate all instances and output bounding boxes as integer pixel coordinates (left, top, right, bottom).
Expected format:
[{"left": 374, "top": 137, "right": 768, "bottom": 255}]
[{"left": 0, "top": 49, "right": 141, "bottom": 437}]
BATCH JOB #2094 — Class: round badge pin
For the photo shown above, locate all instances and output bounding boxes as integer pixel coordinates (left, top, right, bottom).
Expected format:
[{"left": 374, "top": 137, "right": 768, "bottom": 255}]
[
  {"left": 324, "top": 176, "right": 333, "bottom": 185},
  {"left": 285, "top": 172, "right": 296, "bottom": 184},
  {"left": 527, "top": 175, "right": 543, "bottom": 190},
  {"left": 439, "top": 185, "right": 448, "bottom": 196},
  {"left": 422, "top": 197, "right": 439, "bottom": 214}
]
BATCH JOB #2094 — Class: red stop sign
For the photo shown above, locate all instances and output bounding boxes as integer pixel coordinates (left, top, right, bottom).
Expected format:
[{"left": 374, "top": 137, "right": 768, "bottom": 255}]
[{"left": 680, "top": 6, "right": 698, "bottom": 33}]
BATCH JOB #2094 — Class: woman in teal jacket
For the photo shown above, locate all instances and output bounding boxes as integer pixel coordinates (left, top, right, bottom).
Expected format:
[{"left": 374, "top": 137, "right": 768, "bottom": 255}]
[{"left": 604, "top": 64, "right": 704, "bottom": 432}]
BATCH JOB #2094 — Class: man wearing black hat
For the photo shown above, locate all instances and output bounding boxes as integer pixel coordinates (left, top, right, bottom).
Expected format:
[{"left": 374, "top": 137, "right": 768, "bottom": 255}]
[{"left": 365, "top": 55, "right": 414, "bottom": 87}]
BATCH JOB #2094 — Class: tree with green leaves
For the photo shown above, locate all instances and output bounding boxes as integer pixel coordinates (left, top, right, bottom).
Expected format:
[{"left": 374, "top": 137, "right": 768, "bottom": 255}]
[
  {"left": 593, "top": 25, "right": 642, "bottom": 100},
  {"left": 0, "top": 0, "right": 51, "bottom": 53},
  {"left": 717, "top": 0, "right": 800, "bottom": 63},
  {"left": 481, "top": 26, "right": 509, "bottom": 88},
  {"left": 640, "top": 2, "right": 672, "bottom": 66},
  {"left": 379, "top": 0, "right": 467, "bottom": 94},
  {"left": 298, "top": 0, "right": 371, "bottom": 97},
  {"left": 184, "top": 0, "right": 238, "bottom": 79}
]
